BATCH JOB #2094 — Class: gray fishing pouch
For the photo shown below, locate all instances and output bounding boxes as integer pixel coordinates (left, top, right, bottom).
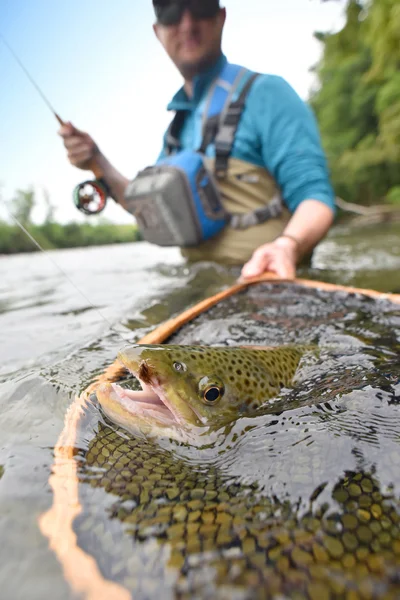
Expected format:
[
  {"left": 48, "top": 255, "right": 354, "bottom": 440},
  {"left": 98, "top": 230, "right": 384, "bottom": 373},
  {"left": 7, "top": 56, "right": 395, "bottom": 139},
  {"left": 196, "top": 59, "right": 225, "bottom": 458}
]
[{"left": 124, "top": 150, "right": 227, "bottom": 247}]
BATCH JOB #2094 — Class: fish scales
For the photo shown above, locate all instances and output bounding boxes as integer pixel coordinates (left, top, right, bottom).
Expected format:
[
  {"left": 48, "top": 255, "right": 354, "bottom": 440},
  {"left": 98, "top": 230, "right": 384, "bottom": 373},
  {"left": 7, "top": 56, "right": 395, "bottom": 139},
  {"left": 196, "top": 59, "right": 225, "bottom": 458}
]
[{"left": 79, "top": 422, "right": 400, "bottom": 599}]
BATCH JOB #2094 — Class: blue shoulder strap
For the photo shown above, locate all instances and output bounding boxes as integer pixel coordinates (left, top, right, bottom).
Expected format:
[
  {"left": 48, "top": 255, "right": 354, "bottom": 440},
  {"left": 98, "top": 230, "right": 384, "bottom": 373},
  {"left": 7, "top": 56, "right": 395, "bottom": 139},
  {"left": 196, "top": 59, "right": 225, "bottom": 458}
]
[
  {"left": 199, "top": 63, "right": 249, "bottom": 146},
  {"left": 200, "top": 64, "right": 260, "bottom": 178},
  {"left": 202, "top": 63, "right": 246, "bottom": 120},
  {"left": 164, "top": 63, "right": 258, "bottom": 161}
]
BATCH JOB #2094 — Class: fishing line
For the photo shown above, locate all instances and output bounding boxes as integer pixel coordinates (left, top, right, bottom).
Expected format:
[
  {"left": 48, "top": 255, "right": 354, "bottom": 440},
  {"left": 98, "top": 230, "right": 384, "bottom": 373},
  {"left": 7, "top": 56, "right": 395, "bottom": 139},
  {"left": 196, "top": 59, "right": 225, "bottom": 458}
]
[{"left": 3, "top": 205, "right": 133, "bottom": 345}]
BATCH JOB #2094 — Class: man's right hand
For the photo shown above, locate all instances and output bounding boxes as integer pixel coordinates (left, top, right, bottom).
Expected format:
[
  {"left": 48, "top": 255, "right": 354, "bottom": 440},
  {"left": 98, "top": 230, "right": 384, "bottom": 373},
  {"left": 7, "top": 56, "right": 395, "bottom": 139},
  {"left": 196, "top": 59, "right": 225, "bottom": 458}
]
[{"left": 58, "top": 122, "right": 99, "bottom": 171}]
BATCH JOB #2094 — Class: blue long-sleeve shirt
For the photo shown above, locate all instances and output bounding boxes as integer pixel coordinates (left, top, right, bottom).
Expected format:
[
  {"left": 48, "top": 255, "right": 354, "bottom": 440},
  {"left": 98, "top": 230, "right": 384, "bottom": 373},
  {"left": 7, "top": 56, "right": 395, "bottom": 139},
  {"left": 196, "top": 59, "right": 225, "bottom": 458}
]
[{"left": 157, "top": 54, "right": 336, "bottom": 214}]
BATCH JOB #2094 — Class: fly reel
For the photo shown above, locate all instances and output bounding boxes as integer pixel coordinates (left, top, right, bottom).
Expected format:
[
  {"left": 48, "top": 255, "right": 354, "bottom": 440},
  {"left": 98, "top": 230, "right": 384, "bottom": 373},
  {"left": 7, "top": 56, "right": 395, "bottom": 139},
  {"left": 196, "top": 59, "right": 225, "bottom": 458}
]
[{"left": 73, "top": 179, "right": 109, "bottom": 215}]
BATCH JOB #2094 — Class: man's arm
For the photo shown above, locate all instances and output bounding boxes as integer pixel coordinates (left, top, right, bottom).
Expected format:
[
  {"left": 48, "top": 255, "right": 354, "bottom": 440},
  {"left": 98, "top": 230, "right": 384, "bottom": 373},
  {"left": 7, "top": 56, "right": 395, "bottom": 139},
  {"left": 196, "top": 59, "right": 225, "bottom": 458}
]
[
  {"left": 241, "top": 199, "right": 334, "bottom": 279},
  {"left": 240, "top": 75, "right": 336, "bottom": 280},
  {"left": 58, "top": 122, "right": 130, "bottom": 209}
]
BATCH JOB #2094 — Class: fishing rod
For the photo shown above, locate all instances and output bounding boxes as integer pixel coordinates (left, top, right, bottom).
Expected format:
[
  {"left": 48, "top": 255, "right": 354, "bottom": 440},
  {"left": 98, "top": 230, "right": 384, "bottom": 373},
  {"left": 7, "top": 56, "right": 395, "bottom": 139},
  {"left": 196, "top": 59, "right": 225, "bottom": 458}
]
[
  {"left": 0, "top": 31, "right": 109, "bottom": 215},
  {"left": 0, "top": 32, "right": 134, "bottom": 344}
]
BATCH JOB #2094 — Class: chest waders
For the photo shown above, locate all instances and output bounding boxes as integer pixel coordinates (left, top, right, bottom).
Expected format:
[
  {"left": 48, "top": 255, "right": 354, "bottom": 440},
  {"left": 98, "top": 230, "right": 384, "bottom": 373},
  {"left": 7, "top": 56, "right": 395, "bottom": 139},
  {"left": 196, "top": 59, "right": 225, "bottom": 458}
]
[{"left": 124, "top": 64, "right": 290, "bottom": 262}]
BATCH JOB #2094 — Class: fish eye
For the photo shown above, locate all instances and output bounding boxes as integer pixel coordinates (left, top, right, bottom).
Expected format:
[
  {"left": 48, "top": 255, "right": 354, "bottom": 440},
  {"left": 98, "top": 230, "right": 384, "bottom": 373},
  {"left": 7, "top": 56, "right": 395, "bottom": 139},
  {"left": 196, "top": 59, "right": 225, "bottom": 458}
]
[
  {"left": 203, "top": 386, "right": 224, "bottom": 404},
  {"left": 173, "top": 361, "right": 187, "bottom": 372},
  {"left": 198, "top": 375, "right": 225, "bottom": 405}
]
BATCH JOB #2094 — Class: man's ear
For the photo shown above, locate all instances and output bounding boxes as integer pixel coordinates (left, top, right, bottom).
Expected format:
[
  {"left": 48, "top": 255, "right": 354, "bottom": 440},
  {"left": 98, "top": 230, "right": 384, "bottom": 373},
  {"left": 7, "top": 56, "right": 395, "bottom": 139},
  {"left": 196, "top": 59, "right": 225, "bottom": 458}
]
[
  {"left": 153, "top": 22, "right": 160, "bottom": 41},
  {"left": 218, "top": 7, "right": 227, "bottom": 26}
]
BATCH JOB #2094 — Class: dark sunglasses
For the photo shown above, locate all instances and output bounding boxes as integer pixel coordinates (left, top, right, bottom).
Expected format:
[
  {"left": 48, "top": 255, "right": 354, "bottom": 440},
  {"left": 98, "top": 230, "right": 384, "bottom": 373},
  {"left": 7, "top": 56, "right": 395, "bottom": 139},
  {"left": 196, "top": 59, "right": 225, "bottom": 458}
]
[{"left": 153, "top": 0, "right": 221, "bottom": 26}]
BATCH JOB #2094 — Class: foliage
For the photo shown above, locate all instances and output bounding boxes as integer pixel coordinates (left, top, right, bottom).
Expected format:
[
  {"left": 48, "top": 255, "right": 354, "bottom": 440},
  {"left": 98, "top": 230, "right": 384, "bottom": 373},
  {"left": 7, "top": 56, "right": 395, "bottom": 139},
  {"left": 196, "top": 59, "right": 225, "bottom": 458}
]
[
  {"left": 310, "top": 0, "right": 400, "bottom": 205},
  {"left": 0, "top": 188, "right": 142, "bottom": 254},
  {"left": 386, "top": 186, "right": 400, "bottom": 205},
  {"left": 9, "top": 187, "right": 35, "bottom": 226}
]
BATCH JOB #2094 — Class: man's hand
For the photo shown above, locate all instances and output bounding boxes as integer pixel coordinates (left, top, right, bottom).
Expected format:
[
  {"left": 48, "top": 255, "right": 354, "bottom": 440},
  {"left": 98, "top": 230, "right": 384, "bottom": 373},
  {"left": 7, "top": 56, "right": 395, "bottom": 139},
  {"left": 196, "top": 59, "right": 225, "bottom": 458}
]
[
  {"left": 240, "top": 236, "right": 299, "bottom": 280},
  {"left": 58, "top": 122, "right": 130, "bottom": 207},
  {"left": 58, "top": 122, "right": 99, "bottom": 171},
  {"left": 240, "top": 201, "right": 335, "bottom": 280}
]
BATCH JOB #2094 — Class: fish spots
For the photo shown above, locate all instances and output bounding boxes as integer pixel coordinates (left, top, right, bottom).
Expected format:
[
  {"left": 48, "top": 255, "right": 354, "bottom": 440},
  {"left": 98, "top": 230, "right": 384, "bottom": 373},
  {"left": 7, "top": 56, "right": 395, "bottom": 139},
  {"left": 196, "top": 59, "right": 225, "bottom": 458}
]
[{"left": 124, "top": 343, "right": 305, "bottom": 427}]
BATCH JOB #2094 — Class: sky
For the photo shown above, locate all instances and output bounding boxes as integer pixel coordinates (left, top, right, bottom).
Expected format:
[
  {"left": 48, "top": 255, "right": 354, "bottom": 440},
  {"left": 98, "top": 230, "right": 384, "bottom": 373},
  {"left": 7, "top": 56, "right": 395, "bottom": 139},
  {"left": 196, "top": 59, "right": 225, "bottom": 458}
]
[{"left": 0, "top": 0, "right": 346, "bottom": 225}]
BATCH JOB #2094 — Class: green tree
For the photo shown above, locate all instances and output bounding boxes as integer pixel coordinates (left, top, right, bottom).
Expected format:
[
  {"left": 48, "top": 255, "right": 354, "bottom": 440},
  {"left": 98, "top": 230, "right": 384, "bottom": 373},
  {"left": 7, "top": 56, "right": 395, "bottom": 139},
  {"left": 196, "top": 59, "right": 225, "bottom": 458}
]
[
  {"left": 310, "top": 0, "right": 400, "bottom": 205},
  {"left": 10, "top": 187, "right": 35, "bottom": 226},
  {"left": 0, "top": 184, "right": 141, "bottom": 254},
  {"left": 43, "top": 188, "right": 56, "bottom": 224}
]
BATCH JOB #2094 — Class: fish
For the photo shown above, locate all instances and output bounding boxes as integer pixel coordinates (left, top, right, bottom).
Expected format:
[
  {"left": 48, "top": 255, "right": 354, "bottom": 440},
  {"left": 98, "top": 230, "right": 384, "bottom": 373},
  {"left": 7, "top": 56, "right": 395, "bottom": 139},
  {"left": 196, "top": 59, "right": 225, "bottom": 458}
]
[
  {"left": 86, "top": 347, "right": 400, "bottom": 599},
  {"left": 96, "top": 343, "right": 308, "bottom": 441}
]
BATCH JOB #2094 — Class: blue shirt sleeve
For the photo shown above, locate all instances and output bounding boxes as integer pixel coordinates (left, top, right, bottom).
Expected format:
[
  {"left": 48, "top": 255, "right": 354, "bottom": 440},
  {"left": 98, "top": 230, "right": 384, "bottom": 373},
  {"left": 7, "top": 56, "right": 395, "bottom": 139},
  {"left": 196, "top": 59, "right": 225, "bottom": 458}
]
[{"left": 250, "top": 75, "right": 336, "bottom": 214}]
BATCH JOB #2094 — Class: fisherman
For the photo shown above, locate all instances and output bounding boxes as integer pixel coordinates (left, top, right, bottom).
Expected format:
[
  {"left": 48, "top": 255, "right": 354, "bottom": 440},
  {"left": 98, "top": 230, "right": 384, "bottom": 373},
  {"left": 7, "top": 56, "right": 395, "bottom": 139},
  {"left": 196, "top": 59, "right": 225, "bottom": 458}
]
[{"left": 59, "top": 0, "right": 336, "bottom": 280}]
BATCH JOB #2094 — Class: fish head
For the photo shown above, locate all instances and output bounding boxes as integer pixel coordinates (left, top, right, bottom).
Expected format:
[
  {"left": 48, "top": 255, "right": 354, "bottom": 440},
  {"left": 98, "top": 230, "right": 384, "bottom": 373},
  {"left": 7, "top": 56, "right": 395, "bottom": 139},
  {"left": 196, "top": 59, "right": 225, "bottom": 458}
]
[
  {"left": 96, "top": 343, "right": 306, "bottom": 441},
  {"left": 118, "top": 344, "right": 243, "bottom": 427}
]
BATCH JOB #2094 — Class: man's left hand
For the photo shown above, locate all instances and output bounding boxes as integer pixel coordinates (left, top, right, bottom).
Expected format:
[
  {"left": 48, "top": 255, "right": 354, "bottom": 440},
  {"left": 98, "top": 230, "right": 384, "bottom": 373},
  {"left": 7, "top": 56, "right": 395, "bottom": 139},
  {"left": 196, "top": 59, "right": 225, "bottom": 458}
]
[{"left": 240, "top": 236, "right": 298, "bottom": 280}]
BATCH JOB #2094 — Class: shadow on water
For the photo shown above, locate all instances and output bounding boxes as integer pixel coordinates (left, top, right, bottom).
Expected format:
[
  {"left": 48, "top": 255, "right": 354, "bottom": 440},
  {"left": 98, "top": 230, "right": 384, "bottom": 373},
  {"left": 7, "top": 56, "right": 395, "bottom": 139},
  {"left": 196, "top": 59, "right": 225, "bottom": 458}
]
[{"left": 0, "top": 224, "right": 399, "bottom": 599}]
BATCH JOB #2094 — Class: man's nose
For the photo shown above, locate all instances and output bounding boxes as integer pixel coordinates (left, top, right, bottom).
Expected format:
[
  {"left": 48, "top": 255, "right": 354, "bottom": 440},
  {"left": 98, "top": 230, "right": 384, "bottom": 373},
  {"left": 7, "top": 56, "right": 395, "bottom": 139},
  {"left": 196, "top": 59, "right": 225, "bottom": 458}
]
[{"left": 178, "top": 8, "right": 198, "bottom": 30}]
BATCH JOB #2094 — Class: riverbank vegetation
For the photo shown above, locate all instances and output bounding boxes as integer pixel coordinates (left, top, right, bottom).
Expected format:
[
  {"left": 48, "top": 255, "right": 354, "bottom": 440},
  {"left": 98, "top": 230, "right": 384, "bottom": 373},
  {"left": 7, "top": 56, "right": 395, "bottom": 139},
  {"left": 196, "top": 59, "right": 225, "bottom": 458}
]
[
  {"left": 0, "top": 188, "right": 141, "bottom": 255},
  {"left": 311, "top": 0, "right": 400, "bottom": 206}
]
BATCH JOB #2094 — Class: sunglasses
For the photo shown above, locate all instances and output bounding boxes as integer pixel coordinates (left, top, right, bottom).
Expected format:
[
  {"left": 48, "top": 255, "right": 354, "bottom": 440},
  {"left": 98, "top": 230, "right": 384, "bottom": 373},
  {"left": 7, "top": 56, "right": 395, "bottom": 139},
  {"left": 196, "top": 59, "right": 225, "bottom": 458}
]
[{"left": 153, "top": 0, "right": 221, "bottom": 26}]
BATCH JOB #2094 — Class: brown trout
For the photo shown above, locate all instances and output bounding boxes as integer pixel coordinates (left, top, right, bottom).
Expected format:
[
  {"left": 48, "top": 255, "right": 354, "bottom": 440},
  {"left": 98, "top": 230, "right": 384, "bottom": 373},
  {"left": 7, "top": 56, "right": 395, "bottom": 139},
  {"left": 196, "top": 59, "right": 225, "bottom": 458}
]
[
  {"left": 96, "top": 343, "right": 307, "bottom": 441},
  {"left": 83, "top": 344, "right": 400, "bottom": 599}
]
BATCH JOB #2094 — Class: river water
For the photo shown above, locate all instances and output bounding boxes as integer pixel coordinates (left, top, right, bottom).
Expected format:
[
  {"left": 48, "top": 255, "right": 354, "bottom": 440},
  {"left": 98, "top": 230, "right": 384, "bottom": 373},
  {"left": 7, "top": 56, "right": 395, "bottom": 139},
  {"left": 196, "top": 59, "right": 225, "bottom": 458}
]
[{"left": 0, "top": 222, "right": 399, "bottom": 600}]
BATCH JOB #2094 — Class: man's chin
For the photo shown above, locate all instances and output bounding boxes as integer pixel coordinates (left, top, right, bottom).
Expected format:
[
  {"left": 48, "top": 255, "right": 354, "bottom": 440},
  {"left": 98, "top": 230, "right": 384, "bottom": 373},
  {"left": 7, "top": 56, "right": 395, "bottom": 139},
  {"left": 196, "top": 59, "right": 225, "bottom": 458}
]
[{"left": 177, "top": 54, "right": 217, "bottom": 79}]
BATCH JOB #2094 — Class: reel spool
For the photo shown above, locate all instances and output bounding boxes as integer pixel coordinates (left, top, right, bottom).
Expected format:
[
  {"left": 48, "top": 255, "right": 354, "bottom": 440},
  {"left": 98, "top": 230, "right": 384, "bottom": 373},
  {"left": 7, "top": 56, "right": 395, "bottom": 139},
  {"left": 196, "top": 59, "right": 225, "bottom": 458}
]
[{"left": 73, "top": 179, "right": 109, "bottom": 215}]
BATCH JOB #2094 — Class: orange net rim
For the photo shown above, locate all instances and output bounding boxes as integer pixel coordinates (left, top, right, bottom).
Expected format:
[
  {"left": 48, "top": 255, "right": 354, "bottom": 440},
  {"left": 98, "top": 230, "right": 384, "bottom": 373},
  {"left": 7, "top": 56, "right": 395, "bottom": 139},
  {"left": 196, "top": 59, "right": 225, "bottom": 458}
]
[
  {"left": 38, "top": 273, "right": 400, "bottom": 600},
  {"left": 84, "top": 273, "right": 400, "bottom": 395}
]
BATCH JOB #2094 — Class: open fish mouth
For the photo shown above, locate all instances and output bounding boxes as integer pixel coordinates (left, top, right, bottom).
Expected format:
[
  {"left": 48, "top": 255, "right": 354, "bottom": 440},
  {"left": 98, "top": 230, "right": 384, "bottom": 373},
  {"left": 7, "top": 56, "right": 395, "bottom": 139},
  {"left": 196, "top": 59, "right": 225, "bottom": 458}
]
[
  {"left": 108, "top": 374, "right": 184, "bottom": 426},
  {"left": 97, "top": 345, "right": 217, "bottom": 434}
]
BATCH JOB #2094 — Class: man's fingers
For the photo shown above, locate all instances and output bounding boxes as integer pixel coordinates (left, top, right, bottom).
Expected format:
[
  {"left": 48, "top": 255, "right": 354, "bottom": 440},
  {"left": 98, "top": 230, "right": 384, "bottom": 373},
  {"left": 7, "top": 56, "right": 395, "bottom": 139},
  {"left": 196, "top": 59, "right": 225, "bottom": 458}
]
[
  {"left": 67, "top": 149, "right": 93, "bottom": 165},
  {"left": 241, "top": 243, "right": 297, "bottom": 280},
  {"left": 241, "top": 249, "right": 271, "bottom": 278},
  {"left": 58, "top": 121, "right": 74, "bottom": 137},
  {"left": 58, "top": 121, "right": 86, "bottom": 138},
  {"left": 63, "top": 136, "right": 88, "bottom": 150},
  {"left": 58, "top": 121, "right": 99, "bottom": 170},
  {"left": 274, "top": 258, "right": 295, "bottom": 279}
]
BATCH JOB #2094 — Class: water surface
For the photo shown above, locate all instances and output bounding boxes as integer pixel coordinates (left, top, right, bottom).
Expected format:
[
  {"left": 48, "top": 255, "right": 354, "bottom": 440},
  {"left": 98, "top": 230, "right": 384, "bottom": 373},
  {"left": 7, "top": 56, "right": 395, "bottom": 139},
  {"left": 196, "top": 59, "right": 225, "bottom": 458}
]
[{"left": 0, "top": 223, "right": 399, "bottom": 599}]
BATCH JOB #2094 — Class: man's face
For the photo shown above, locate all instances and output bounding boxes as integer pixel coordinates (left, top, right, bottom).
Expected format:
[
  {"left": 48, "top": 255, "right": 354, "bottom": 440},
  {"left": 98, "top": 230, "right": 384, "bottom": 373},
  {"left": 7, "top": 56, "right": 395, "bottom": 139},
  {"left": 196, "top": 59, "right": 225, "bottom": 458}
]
[{"left": 153, "top": 2, "right": 226, "bottom": 80}]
